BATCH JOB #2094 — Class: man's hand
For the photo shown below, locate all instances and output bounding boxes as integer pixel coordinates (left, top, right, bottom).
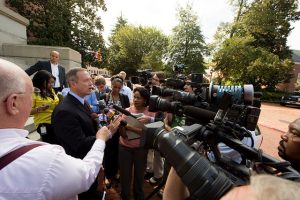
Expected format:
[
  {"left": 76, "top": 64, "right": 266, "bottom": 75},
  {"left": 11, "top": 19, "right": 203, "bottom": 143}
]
[
  {"left": 96, "top": 115, "right": 122, "bottom": 141},
  {"left": 107, "top": 114, "right": 122, "bottom": 134},
  {"left": 96, "top": 126, "right": 111, "bottom": 141}
]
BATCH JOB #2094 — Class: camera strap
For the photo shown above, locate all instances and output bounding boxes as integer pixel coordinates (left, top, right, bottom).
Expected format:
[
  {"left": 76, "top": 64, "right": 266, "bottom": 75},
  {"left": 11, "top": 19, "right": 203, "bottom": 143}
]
[{"left": 0, "top": 143, "right": 43, "bottom": 170}]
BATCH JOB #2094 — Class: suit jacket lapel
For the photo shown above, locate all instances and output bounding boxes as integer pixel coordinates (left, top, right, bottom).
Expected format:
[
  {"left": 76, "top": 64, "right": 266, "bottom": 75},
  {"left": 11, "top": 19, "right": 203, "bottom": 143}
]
[
  {"left": 47, "top": 61, "right": 52, "bottom": 74},
  {"left": 66, "top": 94, "right": 92, "bottom": 117}
]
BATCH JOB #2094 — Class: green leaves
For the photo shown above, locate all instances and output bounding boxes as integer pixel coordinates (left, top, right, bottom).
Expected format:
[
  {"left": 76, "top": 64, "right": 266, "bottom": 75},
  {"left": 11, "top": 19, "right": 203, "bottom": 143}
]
[
  {"left": 7, "top": 0, "right": 107, "bottom": 67},
  {"left": 108, "top": 24, "right": 168, "bottom": 75},
  {"left": 167, "top": 3, "right": 206, "bottom": 74},
  {"left": 211, "top": 0, "right": 298, "bottom": 90}
]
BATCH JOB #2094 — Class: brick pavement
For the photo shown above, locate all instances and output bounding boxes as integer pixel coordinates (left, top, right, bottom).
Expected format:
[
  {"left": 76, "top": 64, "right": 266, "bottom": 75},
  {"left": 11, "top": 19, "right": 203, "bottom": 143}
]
[{"left": 104, "top": 179, "right": 162, "bottom": 200}]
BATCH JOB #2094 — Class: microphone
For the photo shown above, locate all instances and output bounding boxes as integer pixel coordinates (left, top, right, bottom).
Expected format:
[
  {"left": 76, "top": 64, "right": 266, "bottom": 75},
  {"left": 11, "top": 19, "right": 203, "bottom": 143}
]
[
  {"left": 112, "top": 105, "right": 137, "bottom": 119},
  {"left": 183, "top": 106, "right": 216, "bottom": 125},
  {"left": 90, "top": 112, "right": 101, "bottom": 128}
]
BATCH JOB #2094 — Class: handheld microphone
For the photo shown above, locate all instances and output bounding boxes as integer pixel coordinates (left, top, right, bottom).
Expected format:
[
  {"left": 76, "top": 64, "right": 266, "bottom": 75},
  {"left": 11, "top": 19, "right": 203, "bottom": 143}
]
[
  {"left": 112, "top": 105, "right": 137, "bottom": 119},
  {"left": 90, "top": 113, "right": 102, "bottom": 128},
  {"left": 183, "top": 106, "right": 216, "bottom": 125}
]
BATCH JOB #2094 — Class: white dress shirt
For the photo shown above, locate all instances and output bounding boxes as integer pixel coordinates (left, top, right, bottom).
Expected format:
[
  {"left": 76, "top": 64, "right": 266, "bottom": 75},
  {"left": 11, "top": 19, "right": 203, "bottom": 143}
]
[
  {"left": 0, "top": 128, "right": 105, "bottom": 200},
  {"left": 51, "top": 63, "right": 60, "bottom": 88},
  {"left": 120, "top": 85, "right": 133, "bottom": 102}
]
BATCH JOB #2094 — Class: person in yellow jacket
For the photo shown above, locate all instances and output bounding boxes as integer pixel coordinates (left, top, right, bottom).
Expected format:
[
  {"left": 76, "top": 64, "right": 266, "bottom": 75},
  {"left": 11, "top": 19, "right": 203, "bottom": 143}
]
[{"left": 30, "top": 70, "right": 59, "bottom": 144}]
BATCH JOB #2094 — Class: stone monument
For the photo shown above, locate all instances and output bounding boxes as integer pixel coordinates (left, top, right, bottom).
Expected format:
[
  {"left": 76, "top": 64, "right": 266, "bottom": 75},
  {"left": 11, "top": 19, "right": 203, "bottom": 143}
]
[{"left": 0, "top": 0, "right": 81, "bottom": 71}]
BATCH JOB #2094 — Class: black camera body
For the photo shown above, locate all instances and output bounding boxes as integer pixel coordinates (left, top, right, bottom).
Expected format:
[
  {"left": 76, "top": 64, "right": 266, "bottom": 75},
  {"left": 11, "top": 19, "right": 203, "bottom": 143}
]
[
  {"left": 140, "top": 93, "right": 300, "bottom": 199},
  {"left": 130, "top": 69, "right": 152, "bottom": 86},
  {"left": 173, "top": 64, "right": 185, "bottom": 73}
]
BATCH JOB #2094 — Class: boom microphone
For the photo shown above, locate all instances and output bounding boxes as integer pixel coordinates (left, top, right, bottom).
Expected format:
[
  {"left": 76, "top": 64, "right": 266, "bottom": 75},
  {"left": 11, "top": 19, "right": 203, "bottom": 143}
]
[
  {"left": 183, "top": 106, "right": 216, "bottom": 125},
  {"left": 112, "top": 105, "right": 137, "bottom": 119}
]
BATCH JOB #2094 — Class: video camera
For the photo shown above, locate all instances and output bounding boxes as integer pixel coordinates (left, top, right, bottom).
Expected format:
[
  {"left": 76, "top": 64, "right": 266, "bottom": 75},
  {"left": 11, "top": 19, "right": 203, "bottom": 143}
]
[
  {"left": 173, "top": 63, "right": 185, "bottom": 73},
  {"left": 151, "top": 83, "right": 257, "bottom": 113},
  {"left": 130, "top": 69, "right": 152, "bottom": 86},
  {"left": 143, "top": 92, "right": 299, "bottom": 199},
  {"left": 113, "top": 88, "right": 300, "bottom": 199}
]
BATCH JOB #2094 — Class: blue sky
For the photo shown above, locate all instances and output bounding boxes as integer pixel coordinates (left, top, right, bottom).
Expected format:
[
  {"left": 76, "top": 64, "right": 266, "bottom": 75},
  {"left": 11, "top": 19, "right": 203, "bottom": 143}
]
[{"left": 99, "top": 0, "right": 300, "bottom": 50}]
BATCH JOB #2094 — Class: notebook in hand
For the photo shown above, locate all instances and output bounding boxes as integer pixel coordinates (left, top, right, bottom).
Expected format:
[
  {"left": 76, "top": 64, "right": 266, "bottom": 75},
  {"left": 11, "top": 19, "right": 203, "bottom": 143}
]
[{"left": 125, "top": 113, "right": 144, "bottom": 140}]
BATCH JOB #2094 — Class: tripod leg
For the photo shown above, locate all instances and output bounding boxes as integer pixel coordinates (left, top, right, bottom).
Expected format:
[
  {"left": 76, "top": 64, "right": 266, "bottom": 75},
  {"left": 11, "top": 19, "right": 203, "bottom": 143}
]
[{"left": 145, "top": 181, "right": 166, "bottom": 200}]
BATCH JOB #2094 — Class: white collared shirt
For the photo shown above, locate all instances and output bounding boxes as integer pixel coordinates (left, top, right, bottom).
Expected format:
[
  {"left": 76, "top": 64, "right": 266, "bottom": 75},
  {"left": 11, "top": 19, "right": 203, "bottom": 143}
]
[
  {"left": 0, "top": 128, "right": 105, "bottom": 200},
  {"left": 120, "top": 85, "right": 133, "bottom": 102},
  {"left": 51, "top": 63, "right": 60, "bottom": 88}
]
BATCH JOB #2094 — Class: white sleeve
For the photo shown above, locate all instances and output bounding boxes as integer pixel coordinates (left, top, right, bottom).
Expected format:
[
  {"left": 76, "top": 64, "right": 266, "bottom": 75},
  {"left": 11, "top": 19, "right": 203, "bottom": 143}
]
[
  {"left": 128, "top": 88, "right": 133, "bottom": 102},
  {"left": 42, "top": 139, "right": 105, "bottom": 199}
]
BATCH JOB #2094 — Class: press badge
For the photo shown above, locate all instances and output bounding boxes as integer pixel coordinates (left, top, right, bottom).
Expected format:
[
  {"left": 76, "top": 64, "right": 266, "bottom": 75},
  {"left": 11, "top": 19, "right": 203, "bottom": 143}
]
[{"left": 40, "top": 125, "right": 47, "bottom": 135}]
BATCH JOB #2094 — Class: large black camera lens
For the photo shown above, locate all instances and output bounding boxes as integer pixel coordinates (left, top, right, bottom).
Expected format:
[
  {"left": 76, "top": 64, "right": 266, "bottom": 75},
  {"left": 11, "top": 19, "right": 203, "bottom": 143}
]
[
  {"left": 173, "top": 90, "right": 198, "bottom": 105},
  {"left": 165, "top": 78, "right": 185, "bottom": 90},
  {"left": 151, "top": 86, "right": 175, "bottom": 97},
  {"left": 148, "top": 95, "right": 183, "bottom": 115},
  {"left": 141, "top": 126, "right": 233, "bottom": 200}
]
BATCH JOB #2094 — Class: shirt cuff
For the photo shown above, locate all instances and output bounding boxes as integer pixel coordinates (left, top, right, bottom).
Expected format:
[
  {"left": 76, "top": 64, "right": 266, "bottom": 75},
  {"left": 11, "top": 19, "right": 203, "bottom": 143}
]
[
  {"left": 108, "top": 129, "right": 112, "bottom": 139},
  {"left": 150, "top": 117, "right": 155, "bottom": 123}
]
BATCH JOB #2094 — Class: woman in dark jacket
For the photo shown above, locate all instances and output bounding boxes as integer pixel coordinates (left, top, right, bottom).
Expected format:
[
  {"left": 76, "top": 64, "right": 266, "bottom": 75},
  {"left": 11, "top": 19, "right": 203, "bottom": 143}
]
[{"left": 104, "top": 76, "right": 130, "bottom": 187}]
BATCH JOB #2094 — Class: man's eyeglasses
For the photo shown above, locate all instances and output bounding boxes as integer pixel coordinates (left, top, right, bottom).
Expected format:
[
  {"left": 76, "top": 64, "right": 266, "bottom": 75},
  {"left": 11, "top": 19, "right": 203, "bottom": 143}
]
[
  {"left": 2, "top": 87, "right": 40, "bottom": 102},
  {"left": 2, "top": 92, "right": 26, "bottom": 102}
]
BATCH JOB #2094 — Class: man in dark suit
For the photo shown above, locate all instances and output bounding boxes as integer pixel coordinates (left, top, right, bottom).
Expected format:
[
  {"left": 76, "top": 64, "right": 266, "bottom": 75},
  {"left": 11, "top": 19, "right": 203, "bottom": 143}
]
[
  {"left": 25, "top": 51, "right": 67, "bottom": 93},
  {"left": 52, "top": 68, "right": 102, "bottom": 199}
]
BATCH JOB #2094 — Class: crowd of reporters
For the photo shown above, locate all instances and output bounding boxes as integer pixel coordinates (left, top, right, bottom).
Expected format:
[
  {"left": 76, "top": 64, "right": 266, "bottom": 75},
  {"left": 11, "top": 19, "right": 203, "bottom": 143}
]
[{"left": 1, "top": 52, "right": 300, "bottom": 200}]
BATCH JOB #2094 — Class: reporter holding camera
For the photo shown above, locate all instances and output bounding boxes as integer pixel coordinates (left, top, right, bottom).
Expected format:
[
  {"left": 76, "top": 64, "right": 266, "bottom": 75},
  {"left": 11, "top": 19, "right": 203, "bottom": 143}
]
[{"left": 30, "top": 70, "right": 59, "bottom": 144}]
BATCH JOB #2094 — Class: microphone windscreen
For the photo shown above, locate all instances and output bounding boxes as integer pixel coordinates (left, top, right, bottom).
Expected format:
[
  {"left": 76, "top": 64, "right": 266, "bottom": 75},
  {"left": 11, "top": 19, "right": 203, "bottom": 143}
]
[
  {"left": 183, "top": 106, "right": 216, "bottom": 125},
  {"left": 112, "top": 105, "right": 136, "bottom": 118},
  {"left": 103, "top": 108, "right": 109, "bottom": 114}
]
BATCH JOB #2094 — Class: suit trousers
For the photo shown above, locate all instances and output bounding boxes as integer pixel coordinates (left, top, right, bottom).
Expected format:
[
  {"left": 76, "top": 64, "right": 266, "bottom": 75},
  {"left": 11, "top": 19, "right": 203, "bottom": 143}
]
[{"left": 119, "top": 144, "right": 147, "bottom": 200}]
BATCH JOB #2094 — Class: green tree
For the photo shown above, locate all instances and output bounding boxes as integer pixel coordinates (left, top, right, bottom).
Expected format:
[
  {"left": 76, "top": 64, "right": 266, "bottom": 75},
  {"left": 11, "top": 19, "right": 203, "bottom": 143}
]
[
  {"left": 212, "top": 0, "right": 299, "bottom": 90},
  {"left": 108, "top": 25, "right": 168, "bottom": 76},
  {"left": 214, "top": 35, "right": 293, "bottom": 89},
  {"left": 167, "top": 4, "right": 207, "bottom": 75},
  {"left": 6, "top": 0, "right": 107, "bottom": 67},
  {"left": 239, "top": 0, "right": 299, "bottom": 59},
  {"left": 110, "top": 15, "right": 128, "bottom": 36},
  {"left": 228, "top": 0, "right": 250, "bottom": 37}
]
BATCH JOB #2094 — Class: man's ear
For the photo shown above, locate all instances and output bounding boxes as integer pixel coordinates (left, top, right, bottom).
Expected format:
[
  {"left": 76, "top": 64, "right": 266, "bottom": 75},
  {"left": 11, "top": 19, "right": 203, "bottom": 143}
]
[
  {"left": 5, "top": 94, "right": 19, "bottom": 115},
  {"left": 69, "top": 80, "right": 76, "bottom": 88}
]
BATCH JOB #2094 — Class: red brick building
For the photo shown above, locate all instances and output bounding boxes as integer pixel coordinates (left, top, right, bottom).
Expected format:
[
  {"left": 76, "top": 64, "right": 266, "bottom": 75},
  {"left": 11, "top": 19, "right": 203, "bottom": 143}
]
[{"left": 277, "top": 50, "right": 300, "bottom": 92}]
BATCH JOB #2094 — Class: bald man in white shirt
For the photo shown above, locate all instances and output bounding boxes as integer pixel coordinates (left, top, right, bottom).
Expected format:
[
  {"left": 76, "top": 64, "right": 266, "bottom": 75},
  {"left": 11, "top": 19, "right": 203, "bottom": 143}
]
[{"left": 25, "top": 51, "right": 67, "bottom": 93}]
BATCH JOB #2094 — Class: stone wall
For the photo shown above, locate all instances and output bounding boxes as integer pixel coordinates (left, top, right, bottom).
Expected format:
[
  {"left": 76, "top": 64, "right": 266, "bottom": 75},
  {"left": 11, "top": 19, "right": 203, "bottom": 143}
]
[
  {"left": 1, "top": 44, "right": 81, "bottom": 72},
  {"left": 0, "top": 0, "right": 81, "bottom": 71}
]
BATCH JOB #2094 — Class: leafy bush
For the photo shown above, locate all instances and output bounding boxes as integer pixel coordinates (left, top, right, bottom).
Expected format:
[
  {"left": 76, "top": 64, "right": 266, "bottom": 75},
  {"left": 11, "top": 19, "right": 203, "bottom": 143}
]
[{"left": 260, "top": 90, "right": 285, "bottom": 102}]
